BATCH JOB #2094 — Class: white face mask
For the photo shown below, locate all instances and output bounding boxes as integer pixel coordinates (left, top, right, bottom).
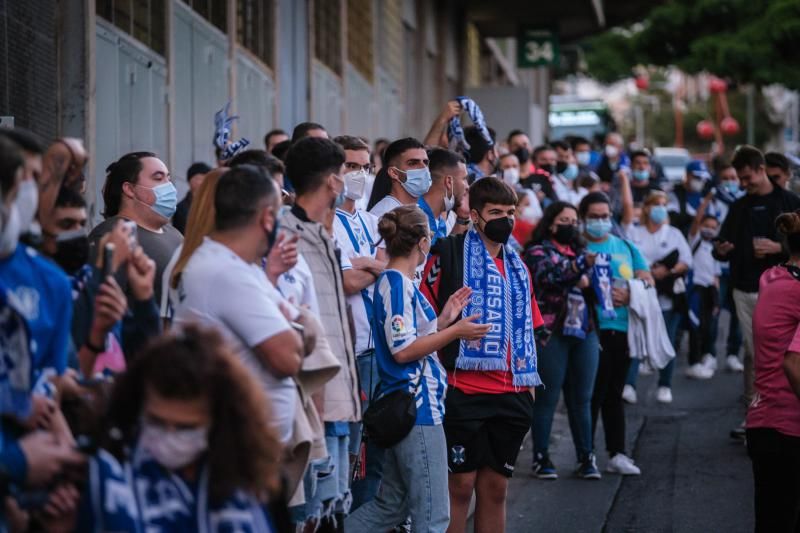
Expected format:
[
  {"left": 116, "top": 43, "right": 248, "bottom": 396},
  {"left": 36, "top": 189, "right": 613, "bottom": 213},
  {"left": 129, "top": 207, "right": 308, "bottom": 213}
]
[
  {"left": 343, "top": 170, "right": 367, "bottom": 201},
  {"left": 689, "top": 178, "right": 705, "bottom": 193},
  {"left": 0, "top": 204, "right": 21, "bottom": 258},
  {"left": 520, "top": 205, "right": 540, "bottom": 224},
  {"left": 139, "top": 418, "right": 209, "bottom": 470},
  {"left": 502, "top": 168, "right": 520, "bottom": 186},
  {"left": 605, "top": 145, "right": 619, "bottom": 159},
  {"left": 15, "top": 179, "right": 38, "bottom": 234}
]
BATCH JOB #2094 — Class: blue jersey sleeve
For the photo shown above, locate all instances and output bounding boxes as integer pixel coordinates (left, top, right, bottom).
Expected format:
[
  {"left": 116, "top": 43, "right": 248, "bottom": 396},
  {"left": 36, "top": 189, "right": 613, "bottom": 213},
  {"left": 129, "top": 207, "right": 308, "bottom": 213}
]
[
  {"left": 629, "top": 241, "right": 650, "bottom": 272},
  {"left": 378, "top": 272, "right": 417, "bottom": 355}
]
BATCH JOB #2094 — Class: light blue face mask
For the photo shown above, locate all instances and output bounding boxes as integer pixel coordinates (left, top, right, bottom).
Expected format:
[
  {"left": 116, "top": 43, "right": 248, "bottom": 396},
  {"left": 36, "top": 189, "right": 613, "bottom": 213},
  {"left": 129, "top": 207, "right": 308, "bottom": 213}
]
[
  {"left": 563, "top": 164, "right": 579, "bottom": 180},
  {"left": 333, "top": 174, "right": 348, "bottom": 208},
  {"left": 649, "top": 205, "right": 668, "bottom": 225},
  {"left": 585, "top": 218, "right": 613, "bottom": 239},
  {"left": 576, "top": 151, "right": 591, "bottom": 167},
  {"left": 721, "top": 181, "right": 741, "bottom": 195},
  {"left": 140, "top": 182, "right": 178, "bottom": 219},
  {"left": 632, "top": 169, "right": 650, "bottom": 182},
  {"left": 396, "top": 167, "right": 432, "bottom": 198}
]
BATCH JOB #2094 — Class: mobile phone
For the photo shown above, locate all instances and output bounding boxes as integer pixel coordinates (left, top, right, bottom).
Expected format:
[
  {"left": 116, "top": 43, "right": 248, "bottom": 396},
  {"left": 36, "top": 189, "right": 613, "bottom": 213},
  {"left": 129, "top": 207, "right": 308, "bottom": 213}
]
[
  {"left": 123, "top": 220, "right": 138, "bottom": 250},
  {"left": 612, "top": 278, "right": 628, "bottom": 290},
  {"left": 102, "top": 243, "right": 115, "bottom": 278}
]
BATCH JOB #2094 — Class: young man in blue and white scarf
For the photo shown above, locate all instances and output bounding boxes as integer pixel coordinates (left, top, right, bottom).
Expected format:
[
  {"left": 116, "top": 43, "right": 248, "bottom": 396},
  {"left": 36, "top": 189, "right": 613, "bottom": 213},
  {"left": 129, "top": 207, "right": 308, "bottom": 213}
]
[{"left": 421, "top": 177, "right": 546, "bottom": 533}]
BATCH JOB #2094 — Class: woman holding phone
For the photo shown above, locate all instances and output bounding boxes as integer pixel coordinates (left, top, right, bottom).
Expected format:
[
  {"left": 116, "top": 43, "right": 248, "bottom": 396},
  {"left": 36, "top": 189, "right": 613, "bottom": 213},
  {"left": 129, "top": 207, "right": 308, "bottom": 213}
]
[{"left": 346, "top": 205, "right": 489, "bottom": 533}]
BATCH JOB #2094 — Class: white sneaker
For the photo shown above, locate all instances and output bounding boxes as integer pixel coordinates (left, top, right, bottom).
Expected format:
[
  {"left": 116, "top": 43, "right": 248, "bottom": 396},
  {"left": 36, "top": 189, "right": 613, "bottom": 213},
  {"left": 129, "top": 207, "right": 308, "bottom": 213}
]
[
  {"left": 606, "top": 453, "right": 641, "bottom": 475},
  {"left": 656, "top": 386, "right": 673, "bottom": 403},
  {"left": 701, "top": 354, "right": 718, "bottom": 372},
  {"left": 622, "top": 384, "right": 638, "bottom": 404},
  {"left": 726, "top": 355, "right": 744, "bottom": 372},
  {"left": 685, "top": 363, "right": 714, "bottom": 380}
]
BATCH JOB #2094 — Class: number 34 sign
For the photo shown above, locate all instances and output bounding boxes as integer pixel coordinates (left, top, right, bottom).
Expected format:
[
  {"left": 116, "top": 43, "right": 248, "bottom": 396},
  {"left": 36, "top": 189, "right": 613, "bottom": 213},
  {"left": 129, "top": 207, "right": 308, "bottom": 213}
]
[{"left": 517, "top": 28, "right": 559, "bottom": 68}]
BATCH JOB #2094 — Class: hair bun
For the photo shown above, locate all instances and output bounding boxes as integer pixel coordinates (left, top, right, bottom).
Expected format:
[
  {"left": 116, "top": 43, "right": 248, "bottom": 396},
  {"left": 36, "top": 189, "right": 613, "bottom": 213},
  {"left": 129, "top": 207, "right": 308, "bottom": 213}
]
[
  {"left": 777, "top": 212, "right": 800, "bottom": 236},
  {"left": 378, "top": 211, "right": 399, "bottom": 243}
]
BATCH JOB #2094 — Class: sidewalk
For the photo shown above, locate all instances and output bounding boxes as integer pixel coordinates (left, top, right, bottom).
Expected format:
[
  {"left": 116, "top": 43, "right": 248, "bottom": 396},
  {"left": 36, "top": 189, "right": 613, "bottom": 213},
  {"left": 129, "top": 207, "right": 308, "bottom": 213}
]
[{"left": 501, "top": 314, "right": 754, "bottom": 532}]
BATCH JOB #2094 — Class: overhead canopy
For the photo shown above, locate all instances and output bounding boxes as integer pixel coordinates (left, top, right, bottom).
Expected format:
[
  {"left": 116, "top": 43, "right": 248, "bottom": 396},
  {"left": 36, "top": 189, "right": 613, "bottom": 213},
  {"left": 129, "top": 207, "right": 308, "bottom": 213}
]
[{"left": 465, "top": 0, "right": 664, "bottom": 43}]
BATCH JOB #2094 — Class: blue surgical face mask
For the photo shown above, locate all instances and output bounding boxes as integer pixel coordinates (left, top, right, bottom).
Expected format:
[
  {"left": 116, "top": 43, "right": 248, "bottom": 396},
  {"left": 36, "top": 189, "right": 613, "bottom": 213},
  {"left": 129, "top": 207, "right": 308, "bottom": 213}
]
[
  {"left": 649, "top": 205, "right": 668, "bottom": 225},
  {"left": 563, "top": 164, "right": 579, "bottom": 181},
  {"left": 139, "top": 182, "right": 178, "bottom": 219},
  {"left": 576, "top": 151, "right": 591, "bottom": 166},
  {"left": 585, "top": 218, "right": 612, "bottom": 239},
  {"left": 632, "top": 169, "right": 650, "bottom": 182},
  {"left": 396, "top": 167, "right": 432, "bottom": 198},
  {"left": 721, "top": 181, "right": 740, "bottom": 195}
]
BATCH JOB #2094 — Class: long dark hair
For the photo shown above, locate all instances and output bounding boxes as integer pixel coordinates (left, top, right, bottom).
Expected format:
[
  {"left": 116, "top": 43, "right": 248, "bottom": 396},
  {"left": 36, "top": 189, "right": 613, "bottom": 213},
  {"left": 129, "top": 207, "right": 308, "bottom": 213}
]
[
  {"left": 102, "top": 151, "right": 156, "bottom": 218},
  {"left": 102, "top": 325, "right": 282, "bottom": 505},
  {"left": 530, "top": 201, "right": 582, "bottom": 248}
]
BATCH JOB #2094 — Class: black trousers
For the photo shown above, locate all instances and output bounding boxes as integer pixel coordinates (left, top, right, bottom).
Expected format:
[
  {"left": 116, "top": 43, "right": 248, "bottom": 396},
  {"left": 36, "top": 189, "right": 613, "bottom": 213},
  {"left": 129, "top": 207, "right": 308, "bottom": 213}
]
[
  {"left": 591, "top": 329, "right": 631, "bottom": 456},
  {"left": 747, "top": 427, "right": 800, "bottom": 533},
  {"left": 688, "top": 285, "right": 719, "bottom": 365}
]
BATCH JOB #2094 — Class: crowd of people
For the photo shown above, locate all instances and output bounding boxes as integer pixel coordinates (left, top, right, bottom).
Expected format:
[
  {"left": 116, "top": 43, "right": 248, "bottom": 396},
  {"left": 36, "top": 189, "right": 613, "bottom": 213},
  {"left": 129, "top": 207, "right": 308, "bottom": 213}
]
[{"left": 1, "top": 96, "right": 799, "bottom": 533}]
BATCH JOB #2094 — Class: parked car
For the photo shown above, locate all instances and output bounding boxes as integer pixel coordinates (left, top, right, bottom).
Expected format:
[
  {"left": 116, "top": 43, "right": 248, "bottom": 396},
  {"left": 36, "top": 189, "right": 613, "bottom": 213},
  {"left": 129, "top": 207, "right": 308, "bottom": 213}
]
[{"left": 654, "top": 147, "right": 691, "bottom": 189}]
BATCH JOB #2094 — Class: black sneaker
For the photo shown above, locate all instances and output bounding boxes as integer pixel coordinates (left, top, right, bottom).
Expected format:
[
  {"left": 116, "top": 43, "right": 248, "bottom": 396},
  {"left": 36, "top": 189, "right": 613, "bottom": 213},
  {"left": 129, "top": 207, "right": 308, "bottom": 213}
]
[
  {"left": 532, "top": 453, "right": 558, "bottom": 479},
  {"left": 576, "top": 453, "right": 602, "bottom": 480}
]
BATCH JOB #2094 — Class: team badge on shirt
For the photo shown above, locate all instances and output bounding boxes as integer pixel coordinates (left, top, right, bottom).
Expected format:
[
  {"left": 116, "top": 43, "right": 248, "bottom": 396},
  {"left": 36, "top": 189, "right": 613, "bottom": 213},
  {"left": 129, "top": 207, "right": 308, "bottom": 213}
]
[{"left": 391, "top": 315, "right": 406, "bottom": 334}]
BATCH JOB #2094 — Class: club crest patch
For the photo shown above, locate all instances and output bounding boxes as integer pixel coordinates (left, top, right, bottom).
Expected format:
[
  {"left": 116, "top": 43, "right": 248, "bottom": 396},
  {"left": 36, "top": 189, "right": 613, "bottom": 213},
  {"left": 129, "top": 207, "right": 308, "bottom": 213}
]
[{"left": 391, "top": 315, "right": 406, "bottom": 334}]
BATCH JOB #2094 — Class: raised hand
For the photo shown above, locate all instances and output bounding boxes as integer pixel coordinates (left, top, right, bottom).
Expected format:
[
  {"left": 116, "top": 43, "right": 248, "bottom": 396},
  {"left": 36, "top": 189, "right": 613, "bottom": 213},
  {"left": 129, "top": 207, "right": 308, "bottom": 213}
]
[
  {"left": 439, "top": 286, "right": 473, "bottom": 328},
  {"left": 453, "top": 313, "right": 491, "bottom": 341}
]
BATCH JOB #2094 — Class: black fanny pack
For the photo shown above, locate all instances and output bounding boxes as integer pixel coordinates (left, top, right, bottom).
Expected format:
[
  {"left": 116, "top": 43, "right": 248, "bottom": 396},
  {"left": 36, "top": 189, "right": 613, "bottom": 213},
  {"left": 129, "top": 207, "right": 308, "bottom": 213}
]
[{"left": 362, "top": 358, "right": 427, "bottom": 449}]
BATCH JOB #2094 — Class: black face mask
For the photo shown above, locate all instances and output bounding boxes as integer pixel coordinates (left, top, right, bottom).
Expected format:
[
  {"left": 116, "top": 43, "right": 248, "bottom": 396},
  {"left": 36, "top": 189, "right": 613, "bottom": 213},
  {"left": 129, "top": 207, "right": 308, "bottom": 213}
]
[
  {"left": 556, "top": 161, "right": 568, "bottom": 174},
  {"left": 481, "top": 216, "right": 514, "bottom": 244},
  {"left": 266, "top": 218, "right": 280, "bottom": 255},
  {"left": 54, "top": 229, "right": 89, "bottom": 274},
  {"left": 514, "top": 147, "right": 530, "bottom": 165},
  {"left": 542, "top": 164, "right": 557, "bottom": 176},
  {"left": 552, "top": 224, "right": 577, "bottom": 245}
]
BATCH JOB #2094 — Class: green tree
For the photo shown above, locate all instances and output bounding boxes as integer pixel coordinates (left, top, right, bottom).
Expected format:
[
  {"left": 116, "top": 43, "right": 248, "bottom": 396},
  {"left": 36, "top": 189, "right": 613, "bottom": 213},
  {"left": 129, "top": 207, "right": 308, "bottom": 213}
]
[{"left": 582, "top": 0, "right": 800, "bottom": 89}]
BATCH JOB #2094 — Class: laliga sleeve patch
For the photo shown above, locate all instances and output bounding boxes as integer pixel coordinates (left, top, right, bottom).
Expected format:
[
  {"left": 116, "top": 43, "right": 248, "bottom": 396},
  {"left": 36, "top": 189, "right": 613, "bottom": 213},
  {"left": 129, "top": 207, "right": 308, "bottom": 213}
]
[{"left": 391, "top": 315, "right": 406, "bottom": 334}]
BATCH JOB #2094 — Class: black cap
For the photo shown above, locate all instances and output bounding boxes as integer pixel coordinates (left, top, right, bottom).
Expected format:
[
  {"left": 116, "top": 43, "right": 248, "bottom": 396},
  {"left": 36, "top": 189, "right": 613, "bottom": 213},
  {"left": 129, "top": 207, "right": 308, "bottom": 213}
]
[{"left": 186, "top": 162, "right": 211, "bottom": 182}]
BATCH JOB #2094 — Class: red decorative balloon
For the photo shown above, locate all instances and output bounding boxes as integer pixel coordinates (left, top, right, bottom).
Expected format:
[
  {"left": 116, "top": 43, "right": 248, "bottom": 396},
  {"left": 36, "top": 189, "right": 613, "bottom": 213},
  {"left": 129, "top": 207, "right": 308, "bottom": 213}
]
[
  {"left": 720, "top": 116, "right": 740, "bottom": 136},
  {"left": 709, "top": 77, "right": 728, "bottom": 94},
  {"left": 696, "top": 120, "right": 715, "bottom": 140},
  {"left": 635, "top": 76, "right": 649, "bottom": 90}
]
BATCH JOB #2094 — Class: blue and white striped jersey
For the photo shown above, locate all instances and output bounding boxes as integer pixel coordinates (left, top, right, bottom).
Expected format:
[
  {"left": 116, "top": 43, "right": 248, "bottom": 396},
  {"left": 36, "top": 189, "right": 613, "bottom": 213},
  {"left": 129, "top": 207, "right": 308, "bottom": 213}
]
[{"left": 373, "top": 269, "right": 447, "bottom": 425}]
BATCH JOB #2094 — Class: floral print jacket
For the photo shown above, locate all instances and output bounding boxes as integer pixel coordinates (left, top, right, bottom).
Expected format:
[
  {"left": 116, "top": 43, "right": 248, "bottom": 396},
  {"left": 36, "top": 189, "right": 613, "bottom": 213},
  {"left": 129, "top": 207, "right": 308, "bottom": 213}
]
[{"left": 523, "top": 239, "right": 595, "bottom": 336}]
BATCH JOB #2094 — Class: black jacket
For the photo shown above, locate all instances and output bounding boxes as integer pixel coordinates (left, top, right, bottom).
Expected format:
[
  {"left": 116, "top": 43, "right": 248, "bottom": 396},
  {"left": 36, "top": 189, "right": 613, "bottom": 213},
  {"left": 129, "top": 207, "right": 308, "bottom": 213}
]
[{"left": 713, "top": 186, "right": 800, "bottom": 292}]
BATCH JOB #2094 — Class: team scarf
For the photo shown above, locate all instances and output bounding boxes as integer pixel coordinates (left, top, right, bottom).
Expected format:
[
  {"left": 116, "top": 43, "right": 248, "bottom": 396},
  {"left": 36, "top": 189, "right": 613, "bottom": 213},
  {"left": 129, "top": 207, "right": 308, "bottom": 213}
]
[
  {"left": 458, "top": 230, "right": 541, "bottom": 387},
  {"left": 0, "top": 282, "right": 34, "bottom": 420},
  {"left": 417, "top": 197, "right": 447, "bottom": 245},
  {"left": 214, "top": 101, "right": 250, "bottom": 161},
  {"left": 591, "top": 253, "right": 617, "bottom": 319},
  {"left": 85, "top": 445, "right": 272, "bottom": 532},
  {"left": 563, "top": 289, "right": 589, "bottom": 339},
  {"left": 448, "top": 97, "right": 493, "bottom": 160}
]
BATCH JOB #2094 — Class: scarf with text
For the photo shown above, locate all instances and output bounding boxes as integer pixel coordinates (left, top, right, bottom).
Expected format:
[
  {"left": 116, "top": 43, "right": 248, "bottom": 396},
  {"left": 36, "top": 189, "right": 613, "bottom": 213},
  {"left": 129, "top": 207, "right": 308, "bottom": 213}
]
[{"left": 591, "top": 253, "right": 617, "bottom": 319}]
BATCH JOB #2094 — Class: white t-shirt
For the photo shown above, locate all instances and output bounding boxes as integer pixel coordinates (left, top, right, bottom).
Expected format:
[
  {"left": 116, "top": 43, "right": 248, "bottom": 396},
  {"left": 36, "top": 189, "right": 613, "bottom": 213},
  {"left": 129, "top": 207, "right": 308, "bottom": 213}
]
[
  {"left": 370, "top": 195, "right": 403, "bottom": 219},
  {"left": 625, "top": 223, "right": 693, "bottom": 310},
  {"left": 689, "top": 233, "right": 721, "bottom": 287},
  {"left": 172, "top": 238, "right": 296, "bottom": 444},
  {"left": 333, "top": 208, "right": 379, "bottom": 355},
  {"left": 276, "top": 255, "right": 320, "bottom": 315}
]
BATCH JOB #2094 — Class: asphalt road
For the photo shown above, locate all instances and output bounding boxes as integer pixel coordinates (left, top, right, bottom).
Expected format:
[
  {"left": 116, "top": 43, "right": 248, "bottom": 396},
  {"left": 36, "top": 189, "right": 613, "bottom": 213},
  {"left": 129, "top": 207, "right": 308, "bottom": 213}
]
[{"left": 502, "top": 311, "right": 754, "bottom": 533}]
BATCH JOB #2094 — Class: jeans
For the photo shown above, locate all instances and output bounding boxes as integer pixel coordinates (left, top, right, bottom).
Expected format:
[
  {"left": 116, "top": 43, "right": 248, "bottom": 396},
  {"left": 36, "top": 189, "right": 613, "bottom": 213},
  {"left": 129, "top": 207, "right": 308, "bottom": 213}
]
[
  {"left": 532, "top": 331, "right": 600, "bottom": 461},
  {"left": 626, "top": 309, "right": 680, "bottom": 388},
  {"left": 350, "top": 350, "right": 386, "bottom": 511},
  {"left": 733, "top": 289, "right": 759, "bottom": 404},
  {"left": 716, "top": 271, "right": 743, "bottom": 356},
  {"left": 345, "top": 424, "right": 450, "bottom": 533},
  {"left": 747, "top": 427, "right": 800, "bottom": 532},
  {"left": 592, "top": 330, "right": 631, "bottom": 457}
]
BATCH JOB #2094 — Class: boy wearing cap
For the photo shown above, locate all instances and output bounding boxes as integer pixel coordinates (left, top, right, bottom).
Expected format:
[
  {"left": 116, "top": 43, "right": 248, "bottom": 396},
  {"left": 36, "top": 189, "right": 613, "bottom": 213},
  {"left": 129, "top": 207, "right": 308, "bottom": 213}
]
[{"left": 667, "top": 160, "right": 715, "bottom": 236}]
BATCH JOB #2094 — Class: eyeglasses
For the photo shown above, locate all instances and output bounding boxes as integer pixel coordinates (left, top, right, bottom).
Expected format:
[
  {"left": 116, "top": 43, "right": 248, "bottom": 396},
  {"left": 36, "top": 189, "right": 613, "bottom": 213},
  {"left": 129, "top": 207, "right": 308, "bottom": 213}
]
[{"left": 344, "top": 162, "right": 373, "bottom": 173}]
